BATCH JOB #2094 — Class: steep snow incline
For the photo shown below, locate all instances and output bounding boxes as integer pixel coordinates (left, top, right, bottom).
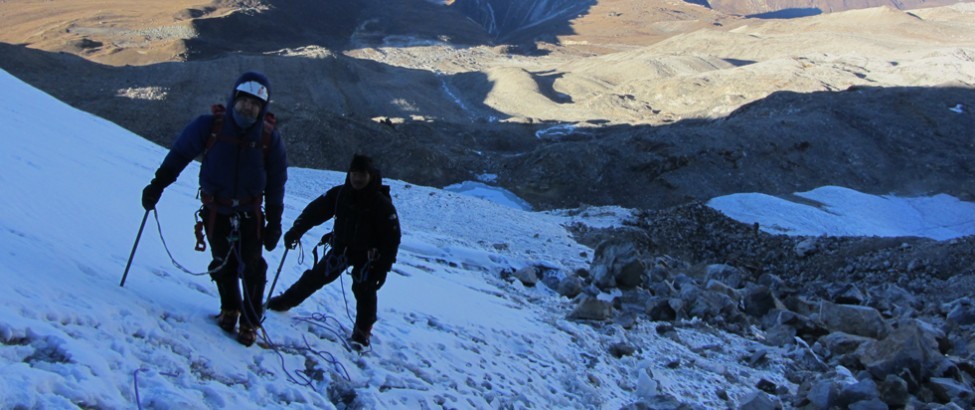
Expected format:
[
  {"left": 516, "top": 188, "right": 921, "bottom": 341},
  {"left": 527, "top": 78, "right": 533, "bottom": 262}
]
[{"left": 0, "top": 68, "right": 795, "bottom": 409}]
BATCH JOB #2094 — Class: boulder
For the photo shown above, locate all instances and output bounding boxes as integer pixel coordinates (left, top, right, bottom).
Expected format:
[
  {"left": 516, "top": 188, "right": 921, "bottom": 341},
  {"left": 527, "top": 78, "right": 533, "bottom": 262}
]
[
  {"left": 608, "top": 342, "right": 637, "bottom": 358},
  {"left": 814, "top": 332, "right": 874, "bottom": 359},
  {"left": 512, "top": 266, "right": 539, "bottom": 287},
  {"left": 705, "top": 264, "right": 746, "bottom": 288},
  {"left": 878, "top": 374, "right": 910, "bottom": 408},
  {"left": 590, "top": 240, "right": 645, "bottom": 290},
  {"left": 820, "top": 302, "right": 889, "bottom": 339},
  {"left": 847, "top": 398, "right": 889, "bottom": 410},
  {"left": 557, "top": 275, "right": 584, "bottom": 298},
  {"left": 928, "top": 377, "right": 974, "bottom": 405},
  {"left": 538, "top": 267, "right": 562, "bottom": 290},
  {"left": 738, "top": 390, "right": 781, "bottom": 410},
  {"left": 857, "top": 320, "right": 943, "bottom": 383},
  {"left": 680, "top": 285, "right": 737, "bottom": 321},
  {"left": 945, "top": 297, "right": 975, "bottom": 327},
  {"left": 783, "top": 295, "right": 820, "bottom": 318},
  {"left": 764, "top": 324, "right": 797, "bottom": 347},
  {"left": 795, "top": 237, "right": 820, "bottom": 258},
  {"left": 616, "top": 288, "right": 655, "bottom": 312},
  {"left": 647, "top": 298, "right": 678, "bottom": 322},
  {"left": 806, "top": 379, "right": 842, "bottom": 409},
  {"left": 872, "top": 284, "right": 920, "bottom": 319},
  {"left": 705, "top": 279, "right": 740, "bottom": 300},
  {"left": 831, "top": 284, "right": 866, "bottom": 305},
  {"left": 743, "top": 284, "right": 778, "bottom": 318},
  {"left": 568, "top": 297, "right": 614, "bottom": 321},
  {"left": 837, "top": 378, "right": 880, "bottom": 407}
]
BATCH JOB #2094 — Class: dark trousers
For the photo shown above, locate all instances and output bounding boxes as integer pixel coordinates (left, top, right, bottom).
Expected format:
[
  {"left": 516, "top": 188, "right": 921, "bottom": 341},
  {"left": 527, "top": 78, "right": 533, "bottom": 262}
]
[
  {"left": 204, "top": 209, "right": 267, "bottom": 328},
  {"left": 276, "top": 249, "right": 378, "bottom": 330}
]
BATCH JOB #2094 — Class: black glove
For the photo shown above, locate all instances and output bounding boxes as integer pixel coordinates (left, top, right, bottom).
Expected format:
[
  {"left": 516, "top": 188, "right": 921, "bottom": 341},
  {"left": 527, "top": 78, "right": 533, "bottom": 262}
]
[
  {"left": 141, "top": 182, "right": 164, "bottom": 211},
  {"left": 319, "top": 231, "right": 333, "bottom": 246},
  {"left": 371, "top": 267, "right": 388, "bottom": 290},
  {"left": 263, "top": 223, "right": 282, "bottom": 251},
  {"left": 262, "top": 204, "right": 284, "bottom": 251},
  {"left": 141, "top": 167, "right": 177, "bottom": 211},
  {"left": 283, "top": 229, "right": 302, "bottom": 249}
]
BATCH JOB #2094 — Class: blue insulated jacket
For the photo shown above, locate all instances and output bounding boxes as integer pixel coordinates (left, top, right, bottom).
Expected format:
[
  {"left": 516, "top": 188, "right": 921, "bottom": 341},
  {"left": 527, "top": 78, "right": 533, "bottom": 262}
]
[{"left": 157, "top": 72, "right": 287, "bottom": 212}]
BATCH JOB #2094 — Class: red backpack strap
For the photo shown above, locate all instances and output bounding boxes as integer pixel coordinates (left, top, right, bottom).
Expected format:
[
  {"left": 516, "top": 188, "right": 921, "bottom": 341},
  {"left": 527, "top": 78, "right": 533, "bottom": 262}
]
[
  {"left": 260, "top": 112, "right": 276, "bottom": 164},
  {"left": 205, "top": 104, "right": 226, "bottom": 155},
  {"left": 204, "top": 105, "right": 275, "bottom": 163}
]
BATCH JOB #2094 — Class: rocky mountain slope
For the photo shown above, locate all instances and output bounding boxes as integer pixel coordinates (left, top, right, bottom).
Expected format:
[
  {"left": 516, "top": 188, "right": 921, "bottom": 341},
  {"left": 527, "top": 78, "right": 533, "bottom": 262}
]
[
  {"left": 0, "top": 0, "right": 973, "bottom": 211},
  {"left": 2, "top": 1, "right": 974, "bottom": 407},
  {"left": 559, "top": 201, "right": 975, "bottom": 408}
]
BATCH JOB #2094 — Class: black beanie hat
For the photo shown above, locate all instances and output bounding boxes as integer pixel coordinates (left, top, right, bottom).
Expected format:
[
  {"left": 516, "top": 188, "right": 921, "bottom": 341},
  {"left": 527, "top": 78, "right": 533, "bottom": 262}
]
[{"left": 349, "top": 154, "right": 374, "bottom": 172}]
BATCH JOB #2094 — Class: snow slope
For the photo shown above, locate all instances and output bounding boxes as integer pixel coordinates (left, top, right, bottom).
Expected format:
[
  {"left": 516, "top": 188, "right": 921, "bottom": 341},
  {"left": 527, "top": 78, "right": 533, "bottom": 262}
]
[{"left": 0, "top": 68, "right": 777, "bottom": 408}]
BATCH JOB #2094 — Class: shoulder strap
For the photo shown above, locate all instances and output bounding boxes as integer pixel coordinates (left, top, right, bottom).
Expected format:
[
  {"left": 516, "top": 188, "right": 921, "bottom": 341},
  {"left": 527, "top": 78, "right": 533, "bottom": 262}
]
[
  {"left": 203, "top": 104, "right": 275, "bottom": 164},
  {"left": 260, "top": 112, "right": 276, "bottom": 165},
  {"left": 204, "top": 104, "right": 226, "bottom": 156}
]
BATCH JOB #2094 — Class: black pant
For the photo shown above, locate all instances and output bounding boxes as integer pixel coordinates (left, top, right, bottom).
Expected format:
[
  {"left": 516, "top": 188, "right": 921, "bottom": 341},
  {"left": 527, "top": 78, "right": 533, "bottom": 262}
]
[
  {"left": 204, "top": 209, "right": 267, "bottom": 328},
  {"left": 275, "top": 249, "right": 379, "bottom": 330}
]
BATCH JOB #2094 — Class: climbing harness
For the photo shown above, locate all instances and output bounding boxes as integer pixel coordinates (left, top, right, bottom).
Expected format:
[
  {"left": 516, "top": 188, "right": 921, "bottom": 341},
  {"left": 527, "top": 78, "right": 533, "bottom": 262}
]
[{"left": 152, "top": 209, "right": 237, "bottom": 276}]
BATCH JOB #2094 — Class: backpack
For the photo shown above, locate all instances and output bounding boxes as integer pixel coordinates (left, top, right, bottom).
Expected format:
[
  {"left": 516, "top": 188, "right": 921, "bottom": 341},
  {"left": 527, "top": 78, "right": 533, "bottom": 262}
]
[{"left": 204, "top": 104, "right": 276, "bottom": 165}]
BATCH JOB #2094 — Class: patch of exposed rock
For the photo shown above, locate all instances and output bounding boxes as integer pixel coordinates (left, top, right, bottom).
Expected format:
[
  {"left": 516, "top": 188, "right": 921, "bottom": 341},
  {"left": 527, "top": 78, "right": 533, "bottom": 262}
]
[{"left": 514, "top": 202, "right": 975, "bottom": 408}]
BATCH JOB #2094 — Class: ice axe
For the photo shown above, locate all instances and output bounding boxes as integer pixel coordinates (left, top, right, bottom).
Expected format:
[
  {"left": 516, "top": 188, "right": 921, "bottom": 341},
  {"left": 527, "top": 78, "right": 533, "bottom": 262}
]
[
  {"left": 120, "top": 209, "right": 150, "bottom": 287},
  {"left": 264, "top": 247, "right": 289, "bottom": 306}
]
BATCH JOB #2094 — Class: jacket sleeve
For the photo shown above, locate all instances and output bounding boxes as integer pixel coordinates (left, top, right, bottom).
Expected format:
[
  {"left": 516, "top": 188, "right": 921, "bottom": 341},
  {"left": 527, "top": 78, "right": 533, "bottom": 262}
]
[
  {"left": 290, "top": 186, "right": 339, "bottom": 236},
  {"left": 156, "top": 115, "right": 212, "bottom": 187},
  {"left": 264, "top": 129, "right": 288, "bottom": 207},
  {"left": 375, "top": 197, "right": 401, "bottom": 271}
]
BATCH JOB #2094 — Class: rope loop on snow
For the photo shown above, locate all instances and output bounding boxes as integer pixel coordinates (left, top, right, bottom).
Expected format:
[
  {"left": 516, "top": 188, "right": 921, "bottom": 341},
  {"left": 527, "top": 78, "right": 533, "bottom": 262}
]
[{"left": 152, "top": 209, "right": 233, "bottom": 276}]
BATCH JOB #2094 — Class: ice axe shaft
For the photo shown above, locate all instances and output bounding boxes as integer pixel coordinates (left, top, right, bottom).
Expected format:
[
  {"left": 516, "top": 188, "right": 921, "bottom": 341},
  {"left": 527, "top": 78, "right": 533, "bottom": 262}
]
[
  {"left": 265, "top": 247, "right": 289, "bottom": 305},
  {"left": 120, "top": 210, "right": 150, "bottom": 287}
]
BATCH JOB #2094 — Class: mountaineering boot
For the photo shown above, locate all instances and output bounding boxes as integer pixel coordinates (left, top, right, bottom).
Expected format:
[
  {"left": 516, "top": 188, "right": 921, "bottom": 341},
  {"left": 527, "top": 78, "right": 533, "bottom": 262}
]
[
  {"left": 216, "top": 309, "right": 239, "bottom": 333},
  {"left": 350, "top": 324, "right": 372, "bottom": 349},
  {"left": 237, "top": 323, "right": 259, "bottom": 347},
  {"left": 266, "top": 295, "right": 292, "bottom": 312}
]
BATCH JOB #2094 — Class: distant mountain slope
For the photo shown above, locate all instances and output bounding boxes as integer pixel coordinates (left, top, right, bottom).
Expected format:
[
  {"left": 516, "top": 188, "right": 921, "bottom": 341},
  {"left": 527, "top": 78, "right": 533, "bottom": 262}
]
[
  {"left": 706, "top": 0, "right": 970, "bottom": 16},
  {"left": 0, "top": 1, "right": 972, "bottom": 211},
  {"left": 449, "top": 0, "right": 594, "bottom": 43}
]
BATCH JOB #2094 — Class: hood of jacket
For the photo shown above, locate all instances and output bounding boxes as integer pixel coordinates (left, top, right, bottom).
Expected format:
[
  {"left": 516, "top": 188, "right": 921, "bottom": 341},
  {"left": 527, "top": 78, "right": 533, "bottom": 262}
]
[
  {"left": 228, "top": 71, "right": 271, "bottom": 132},
  {"left": 344, "top": 166, "right": 383, "bottom": 193}
]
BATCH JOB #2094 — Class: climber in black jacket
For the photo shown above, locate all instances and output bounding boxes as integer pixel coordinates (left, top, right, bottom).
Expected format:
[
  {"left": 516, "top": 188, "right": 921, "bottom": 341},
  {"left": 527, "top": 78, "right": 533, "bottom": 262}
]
[{"left": 268, "top": 154, "right": 400, "bottom": 348}]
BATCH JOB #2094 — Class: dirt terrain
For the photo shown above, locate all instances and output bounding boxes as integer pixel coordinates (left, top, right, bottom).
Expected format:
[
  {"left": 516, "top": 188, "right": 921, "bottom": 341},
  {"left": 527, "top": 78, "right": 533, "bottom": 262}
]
[
  {"left": 0, "top": 0, "right": 227, "bottom": 65},
  {"left": 705, "top": 0, "right": 964, "bottom": 16},
  {"left": 0, "top": 0, "right": 973, "bottom": 211}
]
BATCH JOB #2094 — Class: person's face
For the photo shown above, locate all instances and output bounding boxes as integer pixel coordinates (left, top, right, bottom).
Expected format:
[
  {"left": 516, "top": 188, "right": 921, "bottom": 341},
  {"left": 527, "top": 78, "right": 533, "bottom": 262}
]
[
  {"left": 349, "top": 170, "right": 371, "bottom": 190},
  {"left": 233, "top": 94, "right": 263, "bottom": 121}
]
